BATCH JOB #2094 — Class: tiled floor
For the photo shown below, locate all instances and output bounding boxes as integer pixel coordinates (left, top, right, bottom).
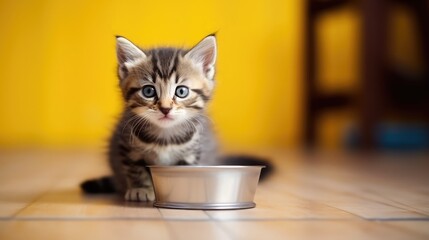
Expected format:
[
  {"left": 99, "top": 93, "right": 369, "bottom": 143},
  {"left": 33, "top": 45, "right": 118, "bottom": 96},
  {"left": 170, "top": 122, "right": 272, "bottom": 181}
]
[{"left": 0, "top": 149, "right": 428, "bottom": 239}]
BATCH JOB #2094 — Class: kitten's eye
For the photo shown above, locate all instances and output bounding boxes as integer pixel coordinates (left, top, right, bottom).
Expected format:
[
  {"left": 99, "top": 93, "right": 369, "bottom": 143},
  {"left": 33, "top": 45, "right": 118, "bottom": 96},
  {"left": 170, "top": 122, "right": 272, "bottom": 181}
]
[
  {"left": 175, "top": 86, "right": 189, "bottom": 98},
  {"left": 142, "top": 86, "right": 156, "bottom": 98}
]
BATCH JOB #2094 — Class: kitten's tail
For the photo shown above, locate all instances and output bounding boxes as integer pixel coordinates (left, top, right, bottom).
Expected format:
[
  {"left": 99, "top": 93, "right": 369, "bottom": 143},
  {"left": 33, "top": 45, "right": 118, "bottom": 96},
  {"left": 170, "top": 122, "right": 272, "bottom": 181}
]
[
  {"left": 80, "top": 176, "right": 116, "bottom": 194},
  {"left": 219, "top": 155, "right": 274, "bottom": 181}
]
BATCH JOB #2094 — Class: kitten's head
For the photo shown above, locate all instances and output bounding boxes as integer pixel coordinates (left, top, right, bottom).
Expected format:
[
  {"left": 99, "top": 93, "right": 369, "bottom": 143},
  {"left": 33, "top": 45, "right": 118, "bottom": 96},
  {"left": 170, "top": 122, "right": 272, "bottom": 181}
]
[{"left": 116, "top": 35, "right": 216, "bottom": 128}]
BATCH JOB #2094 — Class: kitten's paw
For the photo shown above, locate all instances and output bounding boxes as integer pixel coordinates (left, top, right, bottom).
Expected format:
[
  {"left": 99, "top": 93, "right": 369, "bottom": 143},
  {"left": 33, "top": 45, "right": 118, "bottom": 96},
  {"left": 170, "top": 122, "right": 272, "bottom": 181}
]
[{"left": 125, "top": 188, "right": 155, "bottom": 202}]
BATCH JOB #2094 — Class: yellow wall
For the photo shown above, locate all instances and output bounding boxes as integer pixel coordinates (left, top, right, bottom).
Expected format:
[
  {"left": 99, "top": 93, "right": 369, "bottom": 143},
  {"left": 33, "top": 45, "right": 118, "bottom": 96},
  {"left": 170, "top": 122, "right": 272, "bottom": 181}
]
[{"left": 0, "top": 0, "right": 304, "bottom": 148}]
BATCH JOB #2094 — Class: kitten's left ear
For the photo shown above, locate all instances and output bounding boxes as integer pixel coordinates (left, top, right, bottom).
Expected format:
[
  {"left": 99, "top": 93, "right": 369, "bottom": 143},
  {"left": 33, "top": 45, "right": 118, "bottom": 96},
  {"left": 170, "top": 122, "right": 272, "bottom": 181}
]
[{"left": 185, "top": 35, "right": 217, "bottom": 79}]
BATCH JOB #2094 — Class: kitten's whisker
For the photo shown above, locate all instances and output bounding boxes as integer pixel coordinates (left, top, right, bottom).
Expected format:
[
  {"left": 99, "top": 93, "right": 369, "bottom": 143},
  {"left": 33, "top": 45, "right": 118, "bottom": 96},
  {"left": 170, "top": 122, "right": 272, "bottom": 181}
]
[
  {"left": 191, "top": 116, "right": 205, "bottom": 129},
  {"left": 184, "top": 119, "right": 197, "bottom": 134},
  {"left": 128, "top": 117, "right": 140, "bottom": 145},
  {"left": 135, "top": 116, "right": 148, "bottom": 143},
  {"left": 124, "top": 117, "right": 136, "bottom": 144},
  {"left": 129, "top": 114, "right": 146, "bottom": 145},
  {"left": 134, "top": 112, "right": 154, "bottom": 144},
  {"left": 121, "top": 114, "right": 141, "bottom": 134}
]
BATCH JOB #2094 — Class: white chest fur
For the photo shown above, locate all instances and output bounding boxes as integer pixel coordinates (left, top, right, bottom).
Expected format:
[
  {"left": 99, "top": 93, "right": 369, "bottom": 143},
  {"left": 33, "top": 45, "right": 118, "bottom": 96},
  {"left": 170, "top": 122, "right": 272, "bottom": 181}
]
[{"left": 128, "top": 132, "right": 199, "bottom": 165}]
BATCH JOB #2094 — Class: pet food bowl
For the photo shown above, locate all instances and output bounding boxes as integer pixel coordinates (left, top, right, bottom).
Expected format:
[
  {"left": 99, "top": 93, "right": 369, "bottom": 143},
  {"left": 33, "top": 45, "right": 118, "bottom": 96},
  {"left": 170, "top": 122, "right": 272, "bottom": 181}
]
[{"left": 148, "top": 165, "right": 264, "bottom": 210}]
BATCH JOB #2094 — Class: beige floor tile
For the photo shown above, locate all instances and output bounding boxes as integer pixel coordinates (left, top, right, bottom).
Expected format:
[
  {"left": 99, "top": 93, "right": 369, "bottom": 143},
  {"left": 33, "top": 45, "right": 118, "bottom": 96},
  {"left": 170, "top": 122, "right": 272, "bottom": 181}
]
[
  {"left": 207, "top": 183, "right": 356, "bottom": 220},
  {"left": 0, "top": 151, "right": 72, "bottom": 217},
  {"left": 0, "top": 190, "right": 42, "bottom": 218},
  {"left": 1, "top": 149, "right": 428, "bottom": 240},
  {"left": 256, "top": 187, "right": 356, "bottom": 219},
  {"left": 218, "top": 220, "right": 428, "bottom": 240},
  {"left": 15, "top": 190, "right": 162, "bottom": 219},
  {"left": 272, "top": 177, "right": 427, "bottom": 219},
  {"left": 384, "top": 221, "right": 429, "bottom": 237},
  {"left": 11, "top": 150, "right": 162, "bottom": 220},
  {"left": 0, "top": 220, "right": 171, "bottom": 240},
  {"left": 166, "top": 221, "right": 232, "bottom": 240},
  {"left": 285, "top": 162, "right": 429, "bottom": 216},
  {"left": 159, "top": 208, "right": 209, "bottom": 220},
  {"left": 206, "top": 206, "right": 287, "bottom": 220}
]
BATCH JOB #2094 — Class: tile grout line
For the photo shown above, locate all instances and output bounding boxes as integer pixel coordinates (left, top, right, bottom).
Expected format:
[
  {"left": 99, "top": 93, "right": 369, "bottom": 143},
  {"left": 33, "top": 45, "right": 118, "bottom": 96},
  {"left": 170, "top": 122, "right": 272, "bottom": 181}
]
[
  {"left": 158, "top": 208, "right": 182, "bottom": 240},
  {"left": 8, "top": 187, "right": 58, "bottom": 220},
  {"left": 380, "top": 220, "right": 429, "bottom": 239},
  {"left": 287, "top": 169, "right": 429, "bottom": 217},
  {"left": 277, "top": 173, "right": 429, "bottom": 219},
  {"left": 3, "top": 215, "right": 429, "bottom": 222},
  {"left": 366, "top": 192, "right": 429, "bottom": 217},
  {"left": 8, "top": 174, "right": 72, "bottom": 220},
  {"left": 278, "top": 189, "right": 366, "bottom": 220},
  {"left": 7, "top": 157, "right": 87, "bottom": 220},
  {"left": 203, "top": 210, "right": 237, "bottom": 240}
]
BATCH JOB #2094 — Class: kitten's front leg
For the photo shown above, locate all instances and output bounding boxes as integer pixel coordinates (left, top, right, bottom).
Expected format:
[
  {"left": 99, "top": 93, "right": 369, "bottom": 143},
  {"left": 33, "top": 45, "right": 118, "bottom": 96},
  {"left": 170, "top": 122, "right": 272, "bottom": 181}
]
[
  {"left": 125, "top": 187, "right": 155, "bottom": 202},
  {"left": 123, "top": 164, "right": 155, "bottom": 202}
]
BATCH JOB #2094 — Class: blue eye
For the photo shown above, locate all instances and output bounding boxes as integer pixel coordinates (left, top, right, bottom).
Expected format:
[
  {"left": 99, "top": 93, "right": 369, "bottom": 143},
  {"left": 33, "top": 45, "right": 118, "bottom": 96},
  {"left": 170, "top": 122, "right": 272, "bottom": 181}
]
[
  {"left": 142, "top": 86, "right": 156, "bottom": 98},
  {"left": 175, "top": 86, "right": 189, "bottom": 98}
]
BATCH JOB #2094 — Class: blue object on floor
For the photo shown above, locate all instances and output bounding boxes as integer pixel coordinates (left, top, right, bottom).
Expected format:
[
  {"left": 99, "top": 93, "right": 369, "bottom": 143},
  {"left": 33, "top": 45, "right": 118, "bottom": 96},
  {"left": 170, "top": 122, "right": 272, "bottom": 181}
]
[{"left": 345, "top": 123, "right": 429, "bottom": 150}]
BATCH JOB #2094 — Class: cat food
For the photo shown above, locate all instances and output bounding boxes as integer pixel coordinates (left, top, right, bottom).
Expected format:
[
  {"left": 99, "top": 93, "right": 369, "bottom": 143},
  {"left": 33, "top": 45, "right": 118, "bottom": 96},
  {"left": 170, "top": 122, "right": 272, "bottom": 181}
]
[{"left": 148, "top": 165, "right": 264, "bottom": 210}]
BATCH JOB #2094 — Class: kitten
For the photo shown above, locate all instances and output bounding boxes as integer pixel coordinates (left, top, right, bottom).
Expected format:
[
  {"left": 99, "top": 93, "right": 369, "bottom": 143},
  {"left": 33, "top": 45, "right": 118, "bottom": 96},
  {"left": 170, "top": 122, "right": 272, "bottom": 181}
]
[{"left": 81, "top": 35, "right": 271, "bottom": 201}]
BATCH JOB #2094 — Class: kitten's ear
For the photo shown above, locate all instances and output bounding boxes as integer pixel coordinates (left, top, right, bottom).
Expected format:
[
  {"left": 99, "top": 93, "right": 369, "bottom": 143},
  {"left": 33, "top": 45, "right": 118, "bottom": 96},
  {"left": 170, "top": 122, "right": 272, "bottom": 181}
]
[
  {"left": 185, "top": 35, "right": 217, "bottom": 79},
  {"left": 116, "top": 36, "right": 146, "bottom": 78}
]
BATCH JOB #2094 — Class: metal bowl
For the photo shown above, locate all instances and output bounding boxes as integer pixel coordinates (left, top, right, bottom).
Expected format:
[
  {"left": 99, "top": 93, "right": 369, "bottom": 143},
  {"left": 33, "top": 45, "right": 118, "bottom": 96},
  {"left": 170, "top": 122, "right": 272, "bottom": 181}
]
[{"left": 148, "top": 165, "right": 264, "bottom": 210}]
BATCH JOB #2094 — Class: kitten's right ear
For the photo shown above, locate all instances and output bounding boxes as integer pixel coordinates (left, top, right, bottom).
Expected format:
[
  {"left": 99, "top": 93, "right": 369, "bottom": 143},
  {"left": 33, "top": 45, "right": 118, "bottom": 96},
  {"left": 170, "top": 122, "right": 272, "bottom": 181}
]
[
  {"left": 116, "top": 36, "right": 146, "bottom": 64},
  {"left": 116, "top": 36, "right": 146, "bottom": 78}
]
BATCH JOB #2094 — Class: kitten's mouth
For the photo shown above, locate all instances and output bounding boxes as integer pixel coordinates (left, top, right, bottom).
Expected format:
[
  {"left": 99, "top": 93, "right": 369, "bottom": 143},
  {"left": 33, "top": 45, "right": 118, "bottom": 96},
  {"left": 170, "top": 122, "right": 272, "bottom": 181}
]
[{"left": 158, "top": 116, "right": 174, "bottom": 121}]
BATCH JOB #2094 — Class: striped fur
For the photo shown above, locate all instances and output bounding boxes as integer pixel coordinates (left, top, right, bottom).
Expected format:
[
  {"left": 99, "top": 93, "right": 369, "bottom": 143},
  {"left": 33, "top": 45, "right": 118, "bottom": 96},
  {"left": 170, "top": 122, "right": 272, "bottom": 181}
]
[{"left": 109, "top": 35, "right": 218, "bottom": 201}]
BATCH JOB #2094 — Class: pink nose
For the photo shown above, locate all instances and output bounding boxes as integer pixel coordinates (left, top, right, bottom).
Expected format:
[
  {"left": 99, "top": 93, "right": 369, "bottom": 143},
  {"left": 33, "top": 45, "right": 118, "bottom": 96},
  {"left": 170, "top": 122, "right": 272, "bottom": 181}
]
[{"left": 159, "top": 107, "right": 171, "bottom": 115}]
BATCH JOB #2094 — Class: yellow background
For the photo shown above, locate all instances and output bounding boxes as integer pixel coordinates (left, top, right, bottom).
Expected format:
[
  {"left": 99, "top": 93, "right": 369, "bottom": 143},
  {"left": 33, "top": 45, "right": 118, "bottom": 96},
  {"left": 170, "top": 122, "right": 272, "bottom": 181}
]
[
  {"left": 0, "top": 0, "right": 304, "bottom": 148},
  {"left": 0, "top": 0, "right": 420, "bottom": 149}
]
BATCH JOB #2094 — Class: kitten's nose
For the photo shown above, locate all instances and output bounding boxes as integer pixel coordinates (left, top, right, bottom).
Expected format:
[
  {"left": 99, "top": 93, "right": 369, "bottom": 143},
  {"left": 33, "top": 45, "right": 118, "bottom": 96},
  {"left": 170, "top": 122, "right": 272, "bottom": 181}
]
[{"left": 159, "top": 107, "right": 171, "bottom": 115}]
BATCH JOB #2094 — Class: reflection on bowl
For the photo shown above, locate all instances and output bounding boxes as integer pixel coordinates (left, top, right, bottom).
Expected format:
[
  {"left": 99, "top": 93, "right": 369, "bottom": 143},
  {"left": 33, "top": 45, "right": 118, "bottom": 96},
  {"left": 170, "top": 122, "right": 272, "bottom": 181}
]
[{"left": 149, "top": 165, "right": 264, "bottom": 210}]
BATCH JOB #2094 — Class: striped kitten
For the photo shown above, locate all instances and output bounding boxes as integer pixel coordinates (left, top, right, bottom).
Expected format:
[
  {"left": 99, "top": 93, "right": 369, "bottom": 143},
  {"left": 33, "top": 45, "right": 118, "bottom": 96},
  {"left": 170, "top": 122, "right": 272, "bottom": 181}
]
[
  {"left": 81, "top": 35, "right": 271, "bottom": 201},
  {"left": 84, "top": 35, "right": 218, "bottom": 201}
]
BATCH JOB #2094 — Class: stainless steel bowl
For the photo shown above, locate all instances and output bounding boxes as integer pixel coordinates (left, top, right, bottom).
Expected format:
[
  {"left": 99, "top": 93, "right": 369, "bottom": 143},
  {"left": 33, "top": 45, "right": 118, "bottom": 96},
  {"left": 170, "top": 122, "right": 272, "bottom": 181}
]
[{"left": 148, "top": 166, "right": 264, "bottom": 210}]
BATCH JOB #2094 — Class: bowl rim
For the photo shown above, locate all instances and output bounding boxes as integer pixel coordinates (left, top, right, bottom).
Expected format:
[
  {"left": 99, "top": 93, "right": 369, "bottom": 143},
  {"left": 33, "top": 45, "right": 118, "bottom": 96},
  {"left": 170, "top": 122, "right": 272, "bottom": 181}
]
[{"left": 148, "top": 165, "right": 265, "bottom": 169}]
